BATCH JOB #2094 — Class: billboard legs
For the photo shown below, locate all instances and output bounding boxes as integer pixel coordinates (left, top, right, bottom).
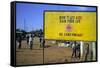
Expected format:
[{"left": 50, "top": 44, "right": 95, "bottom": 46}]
[
  {"left": 80, "top": 41, "right": 83, "bottom": 59},
  {"left": 92, "top": 42, "right": 96, "bottom": 61}
]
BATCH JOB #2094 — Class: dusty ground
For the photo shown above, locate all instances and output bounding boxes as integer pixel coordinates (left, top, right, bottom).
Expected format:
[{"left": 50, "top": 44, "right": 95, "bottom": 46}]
[
  {"left": 16, "top": 37, "right": 43, "bottom": 65},
  {"left": 16, "top": 37, "right": 87, "bottom": 65}
]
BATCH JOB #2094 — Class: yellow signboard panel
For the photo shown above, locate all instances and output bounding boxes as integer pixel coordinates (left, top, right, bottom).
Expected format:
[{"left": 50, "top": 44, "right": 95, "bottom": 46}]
[{"left": 44, "top": 12, "right": 96, "bottom": 41}]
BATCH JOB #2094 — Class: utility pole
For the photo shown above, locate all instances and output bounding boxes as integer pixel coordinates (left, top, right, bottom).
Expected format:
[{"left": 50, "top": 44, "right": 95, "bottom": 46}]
[{"left": 24, "top": 19, "right": 26, "bottom": 31}]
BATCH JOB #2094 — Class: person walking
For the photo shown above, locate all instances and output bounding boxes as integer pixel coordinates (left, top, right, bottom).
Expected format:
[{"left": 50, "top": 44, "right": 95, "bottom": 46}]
[
  {"left": 29, "top": 35, "right": 33, "bottom": 50},
  {"left": 26, "top": 35, "right": 29, "bottom": 45},
  {"left": 18, "top": 35, "right": 22, "bottom": 49},
  {"left": 71, "top": 41, "right": 77, "bottom": 59},
  {"left": 39, "top": 36, "right": 43, "bottom": 48},
  {"left": 85, "top": 43, "right": 89, "bottom": 61},
  {"left": 76, "top": 43, "right": 80, "bottom": 59}
]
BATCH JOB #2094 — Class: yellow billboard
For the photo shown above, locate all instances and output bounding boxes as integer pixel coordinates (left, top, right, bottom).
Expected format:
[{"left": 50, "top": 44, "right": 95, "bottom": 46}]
[{"left": 44, "top": 12, "right": 96, "bottom": 41}]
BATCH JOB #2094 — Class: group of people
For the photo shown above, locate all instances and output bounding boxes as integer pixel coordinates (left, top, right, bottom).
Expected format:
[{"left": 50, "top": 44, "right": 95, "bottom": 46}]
[
  {"left": 71, "top": 41, "right": 80, "bottom": 60},
  {"left": 71, "top": 41, "right": 91, "bottom": 61},
  {"left": 16, "top": 34, "right": 44, "bottom": 50},
  {"left": 16, "top": 35, "right": 92, "bottom": 61}
]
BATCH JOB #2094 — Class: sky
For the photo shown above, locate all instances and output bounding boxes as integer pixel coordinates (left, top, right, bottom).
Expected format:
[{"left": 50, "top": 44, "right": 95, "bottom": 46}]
[{"left": 16, "top": 3, "right": 96, "bottom": 32}]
